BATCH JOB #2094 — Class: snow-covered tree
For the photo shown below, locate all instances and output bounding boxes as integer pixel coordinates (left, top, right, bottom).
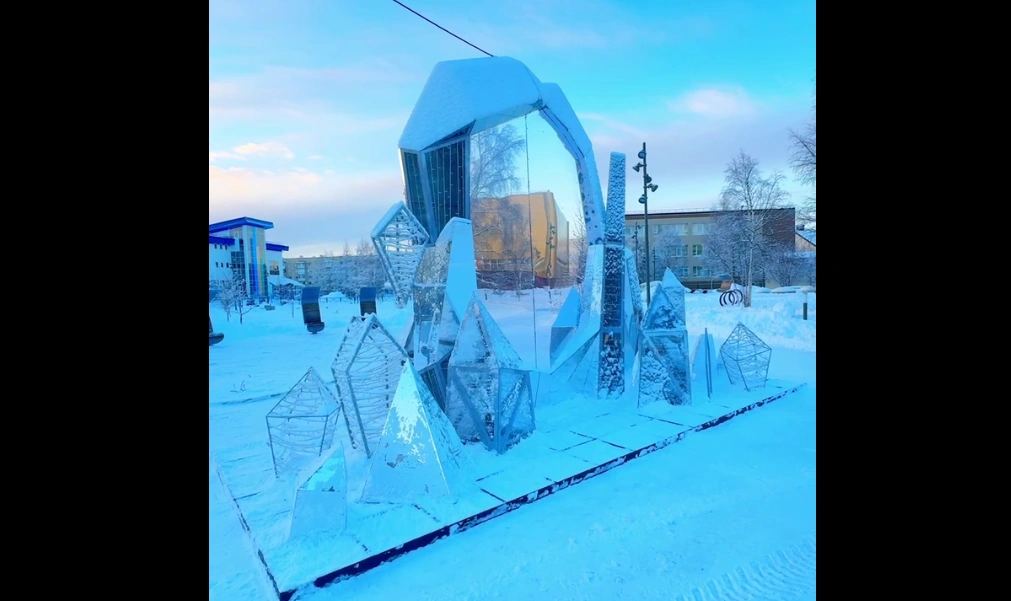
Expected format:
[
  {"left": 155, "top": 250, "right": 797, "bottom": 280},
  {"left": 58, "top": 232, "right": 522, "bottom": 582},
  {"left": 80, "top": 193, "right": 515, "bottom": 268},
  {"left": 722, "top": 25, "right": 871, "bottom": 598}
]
[
  {"left": 216, "top": 271, "right": 256, "bottom": 324},
  {"left": 766, "top": 245, "right": 806, "bottom": 287},
  {"left": 470, "top": 124, "right": 526, "bottom": 201},
  {"left": 716, "top": 151, "right": 791, "bottom": 306}
]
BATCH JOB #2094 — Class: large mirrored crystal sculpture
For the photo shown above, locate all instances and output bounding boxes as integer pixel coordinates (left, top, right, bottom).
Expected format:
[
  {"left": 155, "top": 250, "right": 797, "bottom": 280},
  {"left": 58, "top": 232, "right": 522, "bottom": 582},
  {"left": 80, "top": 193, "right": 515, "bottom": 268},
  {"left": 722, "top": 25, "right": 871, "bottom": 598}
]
[
  {"left": 289, "top": 443, "right": 348, "bottom": 540},
  {"left": 371, "top": 202, "right": 429, "bottom": 308},
  {"left": 266, "top": 367, "right": 342, "bottom": 477},
  {"left": 637, "top": 287, "right": 692, "bottom": 407},
  {"left": 331, "top": 314, "right": 410, "bottom": 457},
  {"left": 719, "top": 323, "right": 772, "bottom": 391},
  {"left": 598, "top": 151, "right": 627, "bottom": 397},
  {"left": 446, "top": 294, "right": 535, "bottom": 454},
  {"left": 398, "top": 56, "right": 607, "bottom": 374},
  {"left": 360, "top": 362, "right": 465, "bottom": 504}
]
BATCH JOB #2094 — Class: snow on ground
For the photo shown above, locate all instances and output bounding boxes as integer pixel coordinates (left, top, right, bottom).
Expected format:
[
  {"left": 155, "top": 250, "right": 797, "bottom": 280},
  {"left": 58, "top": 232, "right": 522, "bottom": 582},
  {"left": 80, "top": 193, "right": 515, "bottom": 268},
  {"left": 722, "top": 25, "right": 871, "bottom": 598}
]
[
  {"left": 299, "top": 368, "right": 815, "bottom": 601},
  {"left": 210, "top": 289, "right": 816, "bottom": 600}
]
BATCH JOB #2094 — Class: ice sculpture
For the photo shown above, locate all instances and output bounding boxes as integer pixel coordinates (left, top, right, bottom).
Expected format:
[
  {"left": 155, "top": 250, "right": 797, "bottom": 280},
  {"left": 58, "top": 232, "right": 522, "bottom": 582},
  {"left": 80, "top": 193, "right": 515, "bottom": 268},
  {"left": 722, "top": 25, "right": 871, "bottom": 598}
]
[
  {"left": 446, "top": 294, "right": 535, "bottom": 454},
  {"left": 360, "top": 362, "right": 465, "bottom": 504},
  {"left": 289, "top": 443, "right": 348, "bottom": 540},
  {"left": 637, "top": 286, "right": 693, "bottom": 407},
  {"left": 371, "top": 202, "right": 429, "bottom": 308},
  {"left": 412, "top": 218, "right": 476, "bottom": 408},
  {"left": 266, "top": 367, "right": 342, "bottom": 477},
  {"left": 599, "top": 152, "right": 627, "bottom": 397},
  {"left": 719, "top": 323, "right": 772, "bottom": 391},
  {"left": 660, "top": 267, "right": 687, "bottom": 327},
  {"left": 550, "top": 288, "right": 581, "bottom": 365},
  {"left": 331, "top": 314, "right": 410, "bottom": 457}
]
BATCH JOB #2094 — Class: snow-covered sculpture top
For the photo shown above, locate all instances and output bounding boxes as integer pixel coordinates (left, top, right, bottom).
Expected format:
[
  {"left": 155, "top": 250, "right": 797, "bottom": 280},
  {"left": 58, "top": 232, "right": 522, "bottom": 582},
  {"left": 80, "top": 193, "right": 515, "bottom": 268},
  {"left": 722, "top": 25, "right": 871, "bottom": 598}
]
[{"left": 398, "top": 56, "right": 606, "bottom": 245}]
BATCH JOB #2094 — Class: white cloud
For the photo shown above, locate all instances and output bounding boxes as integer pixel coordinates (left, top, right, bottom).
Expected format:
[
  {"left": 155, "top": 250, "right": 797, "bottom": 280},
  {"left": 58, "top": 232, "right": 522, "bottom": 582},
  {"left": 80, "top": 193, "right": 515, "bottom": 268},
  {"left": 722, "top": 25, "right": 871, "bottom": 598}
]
[
  {"left": 209, "top": 151, "right": 247, "bottom": 162},
  {"left": 582, "top": 99, "right": 811, "bottom": 211},
  {"left": 308, "top": 154, "right": 324, "bottom": 160},
  {"left": 233, "top": 141, "right": 295, "bottom": 159},
  {"left": 669, "top": 87, "right": 756, "bottom": 119},
  {"left": 209, "top": 166, "right": 405, "bottom": 251}
]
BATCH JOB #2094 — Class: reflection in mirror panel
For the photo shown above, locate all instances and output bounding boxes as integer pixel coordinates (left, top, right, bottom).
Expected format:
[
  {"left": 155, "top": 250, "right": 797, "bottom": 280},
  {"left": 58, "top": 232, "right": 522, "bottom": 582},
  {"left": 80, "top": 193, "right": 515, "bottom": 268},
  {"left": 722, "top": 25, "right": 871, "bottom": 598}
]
[
  {"left": 527, "top": 110, "right": 588, "bottom": 371},
  {"left": 469, "top": 114, "right": 537, "bottom": 369}
]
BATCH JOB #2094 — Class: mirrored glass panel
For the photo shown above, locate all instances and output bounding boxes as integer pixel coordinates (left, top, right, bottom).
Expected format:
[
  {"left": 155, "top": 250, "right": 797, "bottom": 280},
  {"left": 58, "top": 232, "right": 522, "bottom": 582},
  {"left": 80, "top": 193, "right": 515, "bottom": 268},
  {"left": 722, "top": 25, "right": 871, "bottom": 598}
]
[
  {"left": 527, "top": 110, "right": 586, "bottom": 371},
  {"left": 469, "top": 115, "right": 537, "bottom": 369}
]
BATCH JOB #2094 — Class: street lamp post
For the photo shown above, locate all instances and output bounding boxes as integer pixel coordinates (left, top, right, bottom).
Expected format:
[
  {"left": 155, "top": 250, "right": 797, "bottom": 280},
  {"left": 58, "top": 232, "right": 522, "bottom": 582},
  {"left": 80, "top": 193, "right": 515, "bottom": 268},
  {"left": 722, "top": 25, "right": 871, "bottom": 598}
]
[{"left": 633, "top": 142, "right": 659, "bottom": 306}]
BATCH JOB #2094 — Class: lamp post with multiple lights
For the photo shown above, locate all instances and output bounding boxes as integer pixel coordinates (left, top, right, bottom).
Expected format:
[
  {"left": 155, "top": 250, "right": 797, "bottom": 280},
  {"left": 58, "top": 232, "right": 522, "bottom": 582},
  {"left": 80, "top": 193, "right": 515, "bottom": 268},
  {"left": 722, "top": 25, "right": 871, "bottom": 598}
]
[{"left": 633, "top": 142, "right": 658, "bottom": 306}]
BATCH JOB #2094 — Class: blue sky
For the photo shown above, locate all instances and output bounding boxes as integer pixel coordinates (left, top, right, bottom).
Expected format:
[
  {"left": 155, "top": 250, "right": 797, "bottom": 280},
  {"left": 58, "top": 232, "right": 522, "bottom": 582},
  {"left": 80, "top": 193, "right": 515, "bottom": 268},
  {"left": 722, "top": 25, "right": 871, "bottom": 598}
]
[{"left": 209, "top": 0, "right": 816, "bottom": 257}]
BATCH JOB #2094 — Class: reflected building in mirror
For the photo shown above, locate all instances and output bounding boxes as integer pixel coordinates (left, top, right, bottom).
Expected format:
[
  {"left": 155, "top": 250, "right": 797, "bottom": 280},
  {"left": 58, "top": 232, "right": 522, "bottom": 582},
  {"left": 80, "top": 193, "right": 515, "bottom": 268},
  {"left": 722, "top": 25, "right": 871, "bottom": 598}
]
[{"left": 472, "top": 192, "right": 571, "bottom": 290}]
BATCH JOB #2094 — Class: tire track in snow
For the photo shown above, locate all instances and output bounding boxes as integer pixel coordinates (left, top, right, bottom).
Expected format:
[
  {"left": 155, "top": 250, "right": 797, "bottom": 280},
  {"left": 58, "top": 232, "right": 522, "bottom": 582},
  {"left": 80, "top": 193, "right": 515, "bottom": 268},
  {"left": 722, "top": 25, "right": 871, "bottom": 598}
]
[{"left": 674, "top": 534, "right": 816, "bottom": 601}]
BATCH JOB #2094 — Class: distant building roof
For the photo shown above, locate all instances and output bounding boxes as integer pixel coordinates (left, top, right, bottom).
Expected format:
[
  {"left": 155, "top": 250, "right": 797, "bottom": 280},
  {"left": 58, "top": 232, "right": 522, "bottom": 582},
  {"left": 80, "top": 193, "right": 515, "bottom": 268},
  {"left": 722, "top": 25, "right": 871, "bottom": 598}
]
[
  {"left": 797, "top": 229, "right": 816, "bottom": 246},
  {"left": 208, "top": 217, "right": 274, "bottom": 233}
]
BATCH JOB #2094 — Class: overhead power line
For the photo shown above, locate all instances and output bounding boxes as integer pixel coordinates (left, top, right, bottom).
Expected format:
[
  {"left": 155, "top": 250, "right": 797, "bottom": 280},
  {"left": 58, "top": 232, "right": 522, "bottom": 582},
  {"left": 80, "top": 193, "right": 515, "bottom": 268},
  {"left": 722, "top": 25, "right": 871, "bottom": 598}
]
[{"left": 390, "top": 0, "right": 495, "bottom": 58}]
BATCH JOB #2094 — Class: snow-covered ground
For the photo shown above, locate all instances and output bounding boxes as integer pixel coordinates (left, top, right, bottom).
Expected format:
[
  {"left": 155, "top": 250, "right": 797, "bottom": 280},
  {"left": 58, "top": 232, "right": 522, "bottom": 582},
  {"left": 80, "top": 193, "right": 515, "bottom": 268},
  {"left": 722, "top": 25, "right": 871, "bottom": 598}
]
[{"left": 210, "top": 290, "right": 816, "bottom": 601}]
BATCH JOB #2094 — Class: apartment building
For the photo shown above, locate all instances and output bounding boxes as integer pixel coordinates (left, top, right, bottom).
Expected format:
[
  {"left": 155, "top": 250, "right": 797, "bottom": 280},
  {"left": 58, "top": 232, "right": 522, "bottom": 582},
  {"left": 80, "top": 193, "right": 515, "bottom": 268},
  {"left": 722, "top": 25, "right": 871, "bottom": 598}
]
[{"left": 624, "top": 207, "right": 796, "bottom": 289}]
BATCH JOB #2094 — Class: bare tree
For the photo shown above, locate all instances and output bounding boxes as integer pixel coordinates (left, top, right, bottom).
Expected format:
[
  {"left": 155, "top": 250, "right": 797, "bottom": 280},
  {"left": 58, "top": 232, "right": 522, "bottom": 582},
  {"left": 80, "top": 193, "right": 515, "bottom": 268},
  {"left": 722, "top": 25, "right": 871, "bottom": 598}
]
[
  {"left": 647, "top": 228, "right": 687, "bottom": 283},
  {"left": 718, "top": 151, "right": 791, "bottom": 306},
  {"left": 766, "top": 244, "right": 806, "bottom": 287},
  {"left": 799, "top": 253, "right": 816, "bottom": 287},
  {"left": 704, "top": 212, "right": 750, "bottom": 285},
  {"left": 216, "top": 271, "right": 256, "bottom": 324},
  {"left": 789, "top": 81, "right": 816, "bottom": 220},
  {"left": 470, "top": 124, "right": 526, "bottom": 200},
  {"left": 342, "top": 239, "right": 352, "bottom": 257},
  {"left": 355, "top": 238, "right": 374, "bottom": 256}
]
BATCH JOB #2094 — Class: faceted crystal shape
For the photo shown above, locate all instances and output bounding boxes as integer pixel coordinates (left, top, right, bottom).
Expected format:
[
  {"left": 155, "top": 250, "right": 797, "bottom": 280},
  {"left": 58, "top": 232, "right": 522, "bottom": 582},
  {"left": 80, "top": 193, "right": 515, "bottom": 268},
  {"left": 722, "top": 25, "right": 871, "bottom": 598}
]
[
  {"left": 360, "top": 362, "right": 465, "bottom": 504},
  {"left": 371, "top": 202, "right": 430, "bottom": 308},
  {"left": 598, "top": 152, "right": 627, "bottom": 397},
  {"left": 719, "top": 323, "right": 772, "bottom": 391},
  {"left": 289, "top": 443, "right": 348, "bottom": 540},
  {"left": 643, "top": 285, "right": 684, "bottom": 331},
  {"left": 660, "top": 267, "right": 687, "bottom": 328},
  {"left": 691, "top": 329, "right": 717, "bottom": 399},
  {"left": 331, "top": 314, "right": 410, "bottom": 457},
  {"left": 637, "top": 329, "right": 692, "bottom": 407},
  {"left": 637, "top": 286, "right": 693, "bottom": 407},
  {"left": 266, "top": 367, "right": 342, "bottom": 477},
  {"left": 446, "top": 295, "right": 535, "bottom": 454},
  {"left": 412, "top": 218, "right": 476, "bottom": 376},
  {"left": 550, "top": 287, "right": 581, "bottom": 365}
]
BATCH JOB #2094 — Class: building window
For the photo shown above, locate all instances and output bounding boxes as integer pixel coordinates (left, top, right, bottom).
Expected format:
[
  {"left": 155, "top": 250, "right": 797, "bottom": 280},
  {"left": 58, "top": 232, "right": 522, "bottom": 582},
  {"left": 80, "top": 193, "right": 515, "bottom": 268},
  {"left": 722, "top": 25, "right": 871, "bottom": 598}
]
[
  {"left": 693, "top": 266, "right": 711, "bottom": 277},
  {"left": 679, "top": 266, "right": 689, "bottom": 278},
  {"left": 673, "top": 245, "right": 688, "bottom": 257},
  {"left": 269, "top": 261, "right": 280, "bottom": 276},
  {"left": 692, "top": 244, "right": 704, "bottom": 257},
  {"left": 692, "top": 223, "right": 707, "bottom": 235},
  {"left": 654, "top": 225, "right": 661, "bottom": 234},
  {"left": 671, "top": 224, "right": 687, "bottom": 235}
]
